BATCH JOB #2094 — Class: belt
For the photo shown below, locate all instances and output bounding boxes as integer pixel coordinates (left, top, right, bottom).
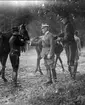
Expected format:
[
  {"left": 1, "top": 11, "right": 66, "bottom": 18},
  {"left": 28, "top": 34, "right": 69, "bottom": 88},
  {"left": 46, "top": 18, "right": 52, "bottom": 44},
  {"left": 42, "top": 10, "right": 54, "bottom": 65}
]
[{"left": 42, "top": 46, "right": 50, "bottom": 48}]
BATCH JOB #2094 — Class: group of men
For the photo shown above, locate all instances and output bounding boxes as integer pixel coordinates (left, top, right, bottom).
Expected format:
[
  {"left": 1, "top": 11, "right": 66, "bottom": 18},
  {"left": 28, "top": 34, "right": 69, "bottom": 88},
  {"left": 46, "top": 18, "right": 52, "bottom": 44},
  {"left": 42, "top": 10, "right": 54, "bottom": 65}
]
[
  {"left": 40, "top": 15, "right": 81, "bottom": 84},
  {"left": 9, "top": 15, "right": 81, "bottom": 85}
]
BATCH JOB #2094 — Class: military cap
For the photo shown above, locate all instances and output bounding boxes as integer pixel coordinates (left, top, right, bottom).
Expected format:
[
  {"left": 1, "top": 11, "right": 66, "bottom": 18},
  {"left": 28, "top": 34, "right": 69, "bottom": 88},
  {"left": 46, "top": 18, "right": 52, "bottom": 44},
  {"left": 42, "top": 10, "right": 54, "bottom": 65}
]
[{"left": 41, "top": 23, "right": 49, "bottom": 29}]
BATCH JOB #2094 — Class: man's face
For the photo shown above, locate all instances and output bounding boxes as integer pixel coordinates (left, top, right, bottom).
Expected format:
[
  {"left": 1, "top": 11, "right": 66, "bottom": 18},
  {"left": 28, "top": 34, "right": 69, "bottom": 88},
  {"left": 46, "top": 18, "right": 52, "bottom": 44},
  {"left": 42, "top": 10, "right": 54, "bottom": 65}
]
[{"left": 41, "top": 27, "right": 48, "bottom": 34}]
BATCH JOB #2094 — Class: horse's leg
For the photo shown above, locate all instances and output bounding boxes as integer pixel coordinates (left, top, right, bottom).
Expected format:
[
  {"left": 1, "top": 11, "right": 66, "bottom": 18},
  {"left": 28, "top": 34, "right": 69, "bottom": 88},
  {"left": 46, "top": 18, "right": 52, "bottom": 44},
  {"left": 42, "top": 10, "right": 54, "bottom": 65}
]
[
  {"left": 38, "top": 57, "right": 43, "bottom": 75},
  {"left": 35, "top": 56, "right": 43, "bottom": 75},
  {"left": 54, "top": 55, "right": 59, "bottom": 69},
  {"left": 35, "top": 46, "right": 43, "bottom": 75},
  {"left": 1, "top": 54, "right": 8, "bottom": 82},
  {"left": 58, "top": 56, "right": 65, "bottom": 72},
  {"left": 35, "top": 56, "right": 39, "bottom": 73}
]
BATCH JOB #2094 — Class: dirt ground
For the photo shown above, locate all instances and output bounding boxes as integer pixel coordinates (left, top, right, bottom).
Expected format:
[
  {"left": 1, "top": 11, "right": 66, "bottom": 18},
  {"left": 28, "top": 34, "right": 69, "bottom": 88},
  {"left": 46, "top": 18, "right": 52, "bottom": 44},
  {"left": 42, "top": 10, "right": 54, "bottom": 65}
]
[{"left": 0, "top": 48, "right": 85, "bottom": 105}]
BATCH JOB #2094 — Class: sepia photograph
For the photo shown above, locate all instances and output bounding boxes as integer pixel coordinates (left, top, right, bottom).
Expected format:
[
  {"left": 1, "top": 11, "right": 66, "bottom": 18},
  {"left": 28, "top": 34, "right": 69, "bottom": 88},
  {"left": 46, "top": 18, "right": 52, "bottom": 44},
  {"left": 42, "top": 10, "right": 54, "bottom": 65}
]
[{"left": 0, "top": 0, "right": 85, "bottom": 105}]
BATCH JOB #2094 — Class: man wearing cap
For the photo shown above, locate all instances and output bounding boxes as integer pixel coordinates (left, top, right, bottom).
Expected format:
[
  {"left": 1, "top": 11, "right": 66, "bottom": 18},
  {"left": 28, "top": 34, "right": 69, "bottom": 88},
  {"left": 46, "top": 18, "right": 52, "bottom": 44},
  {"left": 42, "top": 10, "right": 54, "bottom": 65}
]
[
  {"left": 9, "top": 26, "right": 25, "bottom": 56},
  {"left": 60, "top": 15, "right": 75, "bottom": 44},
  {"left": 60, "top": 14, "right": 76, "bottom": 65},
  {"left": 9, "top": 26, "right": 25, "bottom": 82},
  {"left": 41, "top": 23, "right": 57, "bottom": 84}
]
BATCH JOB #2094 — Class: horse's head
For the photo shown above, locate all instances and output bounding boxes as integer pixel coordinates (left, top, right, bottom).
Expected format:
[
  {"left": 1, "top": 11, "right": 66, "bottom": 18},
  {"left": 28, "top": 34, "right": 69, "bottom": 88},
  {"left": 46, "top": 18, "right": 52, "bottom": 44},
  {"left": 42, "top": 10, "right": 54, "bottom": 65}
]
[
  {"left": 19, "top": 24, "right": 30, "bottom": 41},
  {"left": 19, "top": 24, "right": 26, "bottom": 30}
]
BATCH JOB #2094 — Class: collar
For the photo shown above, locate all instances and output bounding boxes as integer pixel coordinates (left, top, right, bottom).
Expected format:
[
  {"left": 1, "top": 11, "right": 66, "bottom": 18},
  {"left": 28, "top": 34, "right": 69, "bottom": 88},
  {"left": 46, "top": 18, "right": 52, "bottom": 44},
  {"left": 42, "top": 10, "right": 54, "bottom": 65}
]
[{"left": 44, "top": 31, "right": 49, "bottom": 35}]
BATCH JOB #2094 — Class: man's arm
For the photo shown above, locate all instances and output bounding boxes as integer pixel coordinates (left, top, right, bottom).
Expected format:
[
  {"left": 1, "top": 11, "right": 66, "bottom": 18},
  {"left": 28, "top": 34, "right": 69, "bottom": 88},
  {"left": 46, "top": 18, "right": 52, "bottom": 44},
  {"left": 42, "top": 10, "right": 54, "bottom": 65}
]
[{"left": 30, "top": 37, "right": 42, "bottom": 46}]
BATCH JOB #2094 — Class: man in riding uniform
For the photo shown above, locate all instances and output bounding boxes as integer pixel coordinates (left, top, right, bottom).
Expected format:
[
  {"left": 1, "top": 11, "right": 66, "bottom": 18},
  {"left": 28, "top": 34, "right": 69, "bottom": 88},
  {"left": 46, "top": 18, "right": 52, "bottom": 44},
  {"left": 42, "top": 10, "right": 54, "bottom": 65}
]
[
  {"left": 9, "top": 26, "right": 25, "bottom": 83},
  {"left": 74, "top": 30, "right": 81, "bottom": 60},
  {"left": 60, "top": 15, "right": 75, "bottom": 44},
  {"left": 60, "top": 13, "right": 76, "bottom": 65},
  {"left": 9, "top": 26, "right": 25, "bottom": 56},
  {"left": 41, "top": 23, "right": 57, "bottom": 84}
]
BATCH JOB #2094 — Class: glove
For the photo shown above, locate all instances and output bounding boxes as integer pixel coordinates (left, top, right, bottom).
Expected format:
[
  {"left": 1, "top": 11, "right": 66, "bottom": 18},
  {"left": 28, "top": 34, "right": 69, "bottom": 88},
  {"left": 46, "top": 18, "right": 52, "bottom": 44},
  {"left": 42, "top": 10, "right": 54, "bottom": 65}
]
[
  {"left": 47, "top": 54, "right": 51, "bottom": 59},
  {"left": 21, "top": 39, "right": 24, "bottom": 42}
]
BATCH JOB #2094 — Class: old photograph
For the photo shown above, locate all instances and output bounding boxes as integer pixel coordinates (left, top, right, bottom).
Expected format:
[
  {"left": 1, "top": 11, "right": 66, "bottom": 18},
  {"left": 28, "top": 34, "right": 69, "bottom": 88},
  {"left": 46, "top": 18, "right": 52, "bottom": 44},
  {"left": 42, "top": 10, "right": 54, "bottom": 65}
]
[{"left": 0, "top": 0, "right": 85, "bottom": 105}]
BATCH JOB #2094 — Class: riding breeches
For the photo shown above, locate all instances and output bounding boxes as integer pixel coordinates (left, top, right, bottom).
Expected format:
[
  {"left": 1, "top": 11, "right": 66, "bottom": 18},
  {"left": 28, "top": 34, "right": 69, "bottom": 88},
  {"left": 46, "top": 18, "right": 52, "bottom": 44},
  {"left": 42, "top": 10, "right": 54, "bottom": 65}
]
[
  {"left": 44, "top": 56, "right": 57, "bottom": 82},
  {"left": 9, "top": 52, "right": 19, "bottom": 70},
  {"left": 44, "top": 56, "right": 55, "bottom": 69}
]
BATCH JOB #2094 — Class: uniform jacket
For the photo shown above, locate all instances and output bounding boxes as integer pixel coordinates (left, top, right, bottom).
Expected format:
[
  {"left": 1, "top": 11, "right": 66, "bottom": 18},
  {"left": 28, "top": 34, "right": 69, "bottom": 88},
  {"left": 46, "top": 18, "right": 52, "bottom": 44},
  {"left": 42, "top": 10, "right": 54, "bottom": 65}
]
[
  {"left": 64, "top": 21, "right": 75, "bottom": 42},
  {"left": 41, "top": 31, "right": 55, "bottom": 58}
]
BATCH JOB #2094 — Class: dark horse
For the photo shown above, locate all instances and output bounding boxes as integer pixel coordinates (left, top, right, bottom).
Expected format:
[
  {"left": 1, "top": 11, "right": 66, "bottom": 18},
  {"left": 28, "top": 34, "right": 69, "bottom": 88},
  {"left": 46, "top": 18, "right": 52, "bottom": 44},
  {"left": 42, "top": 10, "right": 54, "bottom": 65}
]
[
  {"left": 0, "top": 24, "right": 30, "bottom": 84},
  {"left": 0, "top": 31, "right": 12, "bottom": 82}
]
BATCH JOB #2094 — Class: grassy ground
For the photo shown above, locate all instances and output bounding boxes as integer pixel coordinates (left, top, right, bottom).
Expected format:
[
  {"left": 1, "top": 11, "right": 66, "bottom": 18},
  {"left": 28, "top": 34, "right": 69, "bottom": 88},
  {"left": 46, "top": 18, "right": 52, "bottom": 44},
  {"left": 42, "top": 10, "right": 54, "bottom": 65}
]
[{"left": 0, "top": 48, "right": 85, "bottom": 105}]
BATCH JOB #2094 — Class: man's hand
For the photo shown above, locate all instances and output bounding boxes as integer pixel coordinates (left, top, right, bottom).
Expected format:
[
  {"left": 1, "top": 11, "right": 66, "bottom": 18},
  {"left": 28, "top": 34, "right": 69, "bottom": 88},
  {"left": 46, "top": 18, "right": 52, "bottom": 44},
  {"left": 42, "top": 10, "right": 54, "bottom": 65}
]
[
  {"left": 47, "top": 54, "right": 51, "bottom": 59},
  {"left": 21, "top": 39, "right": 24, "bottom": 42},
  {"left": 26, "top": 41, "right": 30, "bottom": 45}
]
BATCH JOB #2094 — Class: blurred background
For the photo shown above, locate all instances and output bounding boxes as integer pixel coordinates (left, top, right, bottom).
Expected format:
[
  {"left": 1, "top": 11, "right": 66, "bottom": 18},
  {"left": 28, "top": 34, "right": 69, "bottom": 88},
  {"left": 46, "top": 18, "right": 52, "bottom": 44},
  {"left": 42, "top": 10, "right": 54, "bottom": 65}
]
[{"left": 0, "top": 0, "right": 85, "bottom": 47}]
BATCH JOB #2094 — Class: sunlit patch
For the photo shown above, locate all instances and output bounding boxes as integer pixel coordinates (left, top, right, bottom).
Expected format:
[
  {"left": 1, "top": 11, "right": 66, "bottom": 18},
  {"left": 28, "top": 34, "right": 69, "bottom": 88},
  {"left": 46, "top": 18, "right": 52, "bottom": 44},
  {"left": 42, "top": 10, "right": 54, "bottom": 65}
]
[{"left": 8, "top": 0, "right": 46, "bottom": 7}]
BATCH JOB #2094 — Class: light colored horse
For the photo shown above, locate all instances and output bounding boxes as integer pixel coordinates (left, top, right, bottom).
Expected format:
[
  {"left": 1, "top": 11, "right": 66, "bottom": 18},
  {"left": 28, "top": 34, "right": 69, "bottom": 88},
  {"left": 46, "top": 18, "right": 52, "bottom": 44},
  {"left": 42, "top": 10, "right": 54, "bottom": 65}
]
[{"left": 30, "top": 36, "right": 64, "bottom": 75}]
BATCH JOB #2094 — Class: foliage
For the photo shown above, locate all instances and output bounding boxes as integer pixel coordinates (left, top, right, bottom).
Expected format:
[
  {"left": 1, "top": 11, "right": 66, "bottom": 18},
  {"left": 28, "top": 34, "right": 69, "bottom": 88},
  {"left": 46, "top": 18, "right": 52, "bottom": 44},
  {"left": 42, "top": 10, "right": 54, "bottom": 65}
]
[{"left": 0, "top": 1, "right": 85, "bottom": 45}]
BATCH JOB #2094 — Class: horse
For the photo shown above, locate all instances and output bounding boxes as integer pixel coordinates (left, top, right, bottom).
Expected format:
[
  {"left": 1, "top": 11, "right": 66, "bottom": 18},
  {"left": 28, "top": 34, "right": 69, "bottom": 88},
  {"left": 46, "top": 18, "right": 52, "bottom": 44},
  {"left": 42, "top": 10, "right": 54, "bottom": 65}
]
[
  {"left": 0, "top": 31, "right": 12, "bottom": 82},
  {"left": 58, "top": 33, "right": 78, "bottom": 80},
  {"left": 30, "top": 35, "right": 64, "bottom": 75},
  {"left": 0, "top": 25, "right": 30, "bottom": 84}
]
